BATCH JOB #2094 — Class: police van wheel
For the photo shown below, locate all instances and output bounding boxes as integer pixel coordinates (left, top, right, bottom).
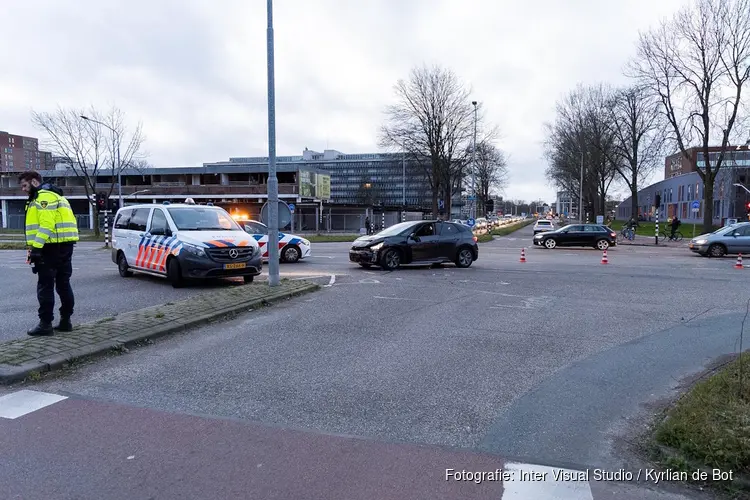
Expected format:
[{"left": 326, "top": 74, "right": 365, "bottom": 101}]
[
  {"left": 167, "top": 258, "right": 184, "bottom": 288},
  {"left": 282, "top": 245, "right": 301, "bottom": 263},
  {"left": 118, "top": 253, "right": 133, "bottom": 278}
]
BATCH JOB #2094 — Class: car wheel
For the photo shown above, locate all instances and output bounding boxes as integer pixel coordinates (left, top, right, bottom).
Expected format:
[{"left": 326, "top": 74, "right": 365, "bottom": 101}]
[
  {"left": 381, "top": 249, "right": 401, "bottom": 270},
  {"left": 167, "top": 257, "right": 184, "bottom": 288},
  {"left": 117, "top": 252, "right": 133, "bottom": 277},
  {"left": 243, "top": 275, "right": 254, "bottom": 284},
  {"left": 596, "top": 239, "right": 610, "bottom": 250},
  {"left": 281, "top": 245, "right": 301, "bottom": 263},
  {"left": 708, "top": 243, "right": 726, "bottom": 258},
  {"left": 544, "top": 238, "right": 556, "bottom": 249},
  {"left": 455, "top": 247, "right": 473, "bottom": 268}
]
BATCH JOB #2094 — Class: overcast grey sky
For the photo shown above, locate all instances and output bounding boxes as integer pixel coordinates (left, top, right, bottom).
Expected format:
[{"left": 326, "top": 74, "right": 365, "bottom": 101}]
[{"left": 1, "top": 0, "right": 687, "bottom": 203}]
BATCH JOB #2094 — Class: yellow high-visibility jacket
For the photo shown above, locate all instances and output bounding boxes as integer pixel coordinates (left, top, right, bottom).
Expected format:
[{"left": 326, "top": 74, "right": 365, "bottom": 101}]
[{"left": 25, "top": 188, "right": 79, "bottom": 249}]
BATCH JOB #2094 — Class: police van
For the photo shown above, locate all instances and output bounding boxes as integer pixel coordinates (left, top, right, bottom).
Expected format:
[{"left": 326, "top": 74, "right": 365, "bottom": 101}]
[{"left": 111, "top": 202, "right": 263, "bottom": 287}]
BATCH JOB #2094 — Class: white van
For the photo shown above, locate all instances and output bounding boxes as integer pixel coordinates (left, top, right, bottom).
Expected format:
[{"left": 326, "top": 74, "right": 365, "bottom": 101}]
[{"left": 111, "top": 202, "right": 263, "bottom": 287}]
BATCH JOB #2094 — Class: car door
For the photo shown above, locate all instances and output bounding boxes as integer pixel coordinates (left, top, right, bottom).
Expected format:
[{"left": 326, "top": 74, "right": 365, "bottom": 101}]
[
  {"left": 112, "top": 208, "right": 133, "bottom": 257},
  {"left": 582, "top": 225, "right": 602, "bottom": 246},
  {"left": 558, "top": 225, "right": 583, "bottom": 246},
  {"left": 143, "top": 208, "right": 172, "bottom": 273},
  {"left": 727, "top": 224, "right": 750, "bottom": 253},
  {"left": 409, "top": 222, "right": 440, "bottom": 262},
  {"left": 243, "top": 221, "right": 269, "bottom": 257},
  {"left": 435, "top": 222, "right": 461, "bottom": 260},
  {"left": 127, "top": 208, "right": 152, "bottom": 269}
]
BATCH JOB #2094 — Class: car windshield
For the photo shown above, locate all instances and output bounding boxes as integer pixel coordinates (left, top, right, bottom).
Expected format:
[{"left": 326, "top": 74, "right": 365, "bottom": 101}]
[
  {"left": 714, "top": 224, "right": 742, "bottom": 235},
  {"left": 375, "top": 221, "right": 419, "bottom": 237},
  {"left": 168, "top": 207, "right": 242, "bottom": 231}
]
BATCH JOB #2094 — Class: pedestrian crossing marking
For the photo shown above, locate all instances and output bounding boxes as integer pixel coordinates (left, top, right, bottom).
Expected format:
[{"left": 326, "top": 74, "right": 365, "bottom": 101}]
[{"left": 0, "top": 390, "right": 68, "bottom": 419}]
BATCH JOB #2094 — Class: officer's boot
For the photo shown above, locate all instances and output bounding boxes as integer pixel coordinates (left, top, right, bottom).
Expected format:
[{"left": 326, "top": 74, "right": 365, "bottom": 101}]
[
  {"left": 54, "top": 317, "right": 73, "bottom": 332},
  {"left": 27, "top": 321, "right": 54, "bottom": 336}
]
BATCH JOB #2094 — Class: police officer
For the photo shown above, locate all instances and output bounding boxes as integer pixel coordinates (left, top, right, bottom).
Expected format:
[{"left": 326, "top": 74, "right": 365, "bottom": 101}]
[{"left": 19, "top": 171, "right": 79, "bottom": 336}]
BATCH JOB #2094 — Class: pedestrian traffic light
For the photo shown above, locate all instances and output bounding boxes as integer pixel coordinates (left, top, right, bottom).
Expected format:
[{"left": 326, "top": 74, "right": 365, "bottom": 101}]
[
  {"left": 96, "top": 192, "right": 107, "bottom": 211},
  {"left": 654, "top": 193, "right": 661, "bottom": 207},
  {"left": 486, "top": 199, "right": 494, "bottom": 213}
]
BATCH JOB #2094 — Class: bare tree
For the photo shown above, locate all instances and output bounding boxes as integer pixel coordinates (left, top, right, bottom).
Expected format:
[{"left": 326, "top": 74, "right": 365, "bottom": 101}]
[
  {"left": 544, "top": 84, "right": 619, "bottom": 220},
  {"left": 379, "top": 65, "right": 477, "bottom": 217},
  {"left": 629, "top": 0, "right": 750, "bottom": 232},
  {"left": 31, "top": 105, "right": 146, "bottom": 236},
  {"left": 472, "top": 142, "right": 509, "bottom": 215},
  {"left": 603, "top": 85, "right": 666, "bottom": 219}
]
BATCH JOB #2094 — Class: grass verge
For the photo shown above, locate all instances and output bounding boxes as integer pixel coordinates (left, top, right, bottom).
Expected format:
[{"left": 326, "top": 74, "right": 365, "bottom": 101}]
[
  {"left": 491, "top": 219, "right": 535, "bottom": 237},
  {"left": 305, "top": 234, "right": 360, "bottom": 242},
  {"left": 608, "top": 220, "right": 721, "bottom": 238},
  {"left": 649, "top": 354, "right": 750, "bottom": 490},
  {"left": 476, "top": 233, "right": 493, "bottom": 243}
]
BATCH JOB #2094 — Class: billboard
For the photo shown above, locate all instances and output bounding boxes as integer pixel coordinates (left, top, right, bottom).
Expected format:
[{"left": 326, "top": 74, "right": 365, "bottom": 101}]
[
  {"left": 316, "top": 174, "right": 331, "bottom": 200},
  {"left": 299, "top": 170, "right": 315, "bottom": 197}
]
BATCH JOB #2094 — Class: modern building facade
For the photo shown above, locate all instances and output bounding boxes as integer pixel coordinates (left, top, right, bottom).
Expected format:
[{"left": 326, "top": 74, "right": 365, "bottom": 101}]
[{"left": 0, "top": 131, "right": 53, "bottom": 172}]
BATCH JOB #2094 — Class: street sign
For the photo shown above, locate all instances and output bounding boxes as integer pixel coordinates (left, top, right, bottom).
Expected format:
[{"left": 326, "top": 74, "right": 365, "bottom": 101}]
[
  {"left": 261, "top": 201, "right": 292, "bottom": 228},
  {"left": 467, "top": 196, "right": 476, "bottom": 201},
  {"left": 288, "top": 203, "right": 295, "bottom": 213},
  {"left": 467, "top": 218, "right": 475, "bottom": 227},
  {"left": 691, "top": 200, "right": 700, "bottom": 212},
  {"left": 596, "top": 215, "right": 604, "bottom": 224}
]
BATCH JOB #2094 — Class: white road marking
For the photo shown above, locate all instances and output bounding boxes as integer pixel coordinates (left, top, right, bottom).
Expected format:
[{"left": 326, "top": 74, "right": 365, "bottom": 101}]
[
  {"left": 502, "top": 462, "right": 594, "bottom": 499},
  {"left": 373, "top": 296, "right": 433, "bottom": 301},
  {"left": 311, "top": 255, "right": 335, "bottom": 259},
  {"left": 289, "top": 275, "right": 327, "bottom": 281},
  {"left": 0, "top": 390, "right": 68, "bottom": 419},
  {"left": 359, "top": 278, "right": 380, "bottom": 284},
  {"left": 324, "top": 274, "right": 336, "bottom": 287}
]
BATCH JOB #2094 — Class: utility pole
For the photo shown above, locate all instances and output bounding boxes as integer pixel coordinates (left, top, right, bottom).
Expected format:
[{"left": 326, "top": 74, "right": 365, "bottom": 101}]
[
  {"left": 471, "top": 101, "right": 477, "bottom": 220},
  {"left": 266, "top": 0, "right": 280, "bottom": 286},
  {"left": 402, "top": 143, "right": 406, "bottom": 206},
  {"left": 80, "top": 115, "right": 123, "bottom": 209}
]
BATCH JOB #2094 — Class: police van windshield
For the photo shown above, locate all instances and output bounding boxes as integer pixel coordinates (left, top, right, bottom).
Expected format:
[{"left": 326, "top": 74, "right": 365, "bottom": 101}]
[{"left": 167, "top": 207, "right": 242, "bottom": 231}]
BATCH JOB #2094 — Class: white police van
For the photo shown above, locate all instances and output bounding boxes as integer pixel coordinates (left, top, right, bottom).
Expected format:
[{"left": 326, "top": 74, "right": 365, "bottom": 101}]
[{"left": 111, "top": 202, "right": 263, "bottom": 287}]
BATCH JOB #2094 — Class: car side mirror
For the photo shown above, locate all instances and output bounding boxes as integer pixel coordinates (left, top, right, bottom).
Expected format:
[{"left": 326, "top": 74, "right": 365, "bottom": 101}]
[
  {"left": 734, "top": 232, "right": 740, "bottom": 237},
  {"left": 150, "top": 228, "right": 164, "bottom": 236},
  {"left": 409, "top": 233, "right": 421, "bottom": 242}
]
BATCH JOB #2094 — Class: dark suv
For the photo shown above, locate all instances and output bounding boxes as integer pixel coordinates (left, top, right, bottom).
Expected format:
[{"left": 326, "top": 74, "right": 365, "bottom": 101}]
[{"left": 349, "top": 220, "right": 479, "bottom": 270}]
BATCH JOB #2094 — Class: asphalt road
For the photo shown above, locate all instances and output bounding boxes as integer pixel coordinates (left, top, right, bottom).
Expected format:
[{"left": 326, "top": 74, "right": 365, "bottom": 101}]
[{"left": 2, "top": 224, "right": 744, "bottom": 498}]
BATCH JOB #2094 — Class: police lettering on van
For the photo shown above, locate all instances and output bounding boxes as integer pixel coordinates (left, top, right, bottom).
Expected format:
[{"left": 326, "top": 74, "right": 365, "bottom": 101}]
[{"left": 111, "top": 202, "right": 263, "bottom": 287}]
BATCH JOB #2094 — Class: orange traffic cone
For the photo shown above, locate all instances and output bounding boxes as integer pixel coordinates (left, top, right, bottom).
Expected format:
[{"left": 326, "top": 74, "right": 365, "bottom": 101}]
[
  {"left": 601, "top": 249, "right": 609, "bottom": 265},
  {"left": 735, "top": 253, "right": 743, "bottom": 269},
  {"left": 520, "top": 248, "right": 526, "bottom": 263}
]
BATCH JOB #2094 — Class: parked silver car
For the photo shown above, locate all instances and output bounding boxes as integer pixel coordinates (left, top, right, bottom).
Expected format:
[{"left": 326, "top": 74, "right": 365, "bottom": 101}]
[{"left": 689, "top": 222, "right": 750, "bottom": 257}]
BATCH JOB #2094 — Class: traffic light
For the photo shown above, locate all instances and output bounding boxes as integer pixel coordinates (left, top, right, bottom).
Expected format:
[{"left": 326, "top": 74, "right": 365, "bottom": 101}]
[
  {"left": 486, "top": 199, "right": 494, "bottom": 214},
  {"left": 654, "top": 193, "right": 661, "bottom": 207},
  {"left": 96, "top": 192, "right": 107, "bottom": 211}
]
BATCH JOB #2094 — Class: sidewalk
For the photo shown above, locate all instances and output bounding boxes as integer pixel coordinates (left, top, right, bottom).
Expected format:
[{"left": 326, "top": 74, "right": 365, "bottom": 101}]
[{"left": 0, "top": 280, "right": 319, "bottom": 384}]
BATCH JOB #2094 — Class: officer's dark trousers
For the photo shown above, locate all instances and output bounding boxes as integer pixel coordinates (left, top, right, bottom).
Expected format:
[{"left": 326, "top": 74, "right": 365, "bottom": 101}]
[{"left": 37, "top": 243, "right": 75, "bottom": 324}]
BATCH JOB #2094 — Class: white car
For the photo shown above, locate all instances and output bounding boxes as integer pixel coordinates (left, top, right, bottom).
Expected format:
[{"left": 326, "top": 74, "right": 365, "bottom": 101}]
[
  {"left": 111, "top": 202, "right": 263, "bottom": 287},
  {"left": 533, "top": 219, "right": 555, "bottom": 234},
  {"left": 241, "top": 220, "right": 311, "bottom": 263}
]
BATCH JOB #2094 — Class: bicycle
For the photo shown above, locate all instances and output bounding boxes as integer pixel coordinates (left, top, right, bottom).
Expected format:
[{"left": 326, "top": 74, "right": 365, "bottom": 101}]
[
  {"left": 619, "top": 227, "right": 636, "bottom": 242},
  {"left": 658, "top": 229, "right": 684, "bottom": 242}
]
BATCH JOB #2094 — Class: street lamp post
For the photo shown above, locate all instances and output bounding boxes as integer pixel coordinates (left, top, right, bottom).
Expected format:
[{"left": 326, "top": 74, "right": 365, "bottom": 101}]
[
  {"left": 80, "top": 115, "right": 122, "bottom": 208},
  {"left": 265, "top": 0, "right": 280, "bottom": 286},
  {"left": 471, "top": 101, "right": 477, "bottom": 220},
  {"left": 579, "top": 150, "right": 584, "bottom": 223}
]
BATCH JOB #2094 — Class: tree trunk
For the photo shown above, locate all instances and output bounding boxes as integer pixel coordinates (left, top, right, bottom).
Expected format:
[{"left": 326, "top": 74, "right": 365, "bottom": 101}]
[
  {"left": 431, "top": 189, "right": 440, "bottom": 219},
  {"left": 703, "top": 174, "right": 714, "bottom": 233},
  {"left": 630, "top": 168, "right": 638, "bottom": 219},
  {"left": 92, "top": 207, "right": 100, "bottom": 237}
]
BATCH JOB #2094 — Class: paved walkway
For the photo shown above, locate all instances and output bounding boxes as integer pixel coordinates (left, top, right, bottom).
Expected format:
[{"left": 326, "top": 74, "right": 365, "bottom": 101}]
[{"left": 0, "top": 280, "right": 319, "bottom": 384}]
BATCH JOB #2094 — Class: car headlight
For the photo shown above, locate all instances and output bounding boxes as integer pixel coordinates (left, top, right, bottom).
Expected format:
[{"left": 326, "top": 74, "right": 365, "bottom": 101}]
[
  {"left": 182, "top": 242, "right": 206, "bottom": 256},
  {"left": 300, "top": 238, "right": 310, "bottom": 246},
  {"left": 694, "top": 239, "right": 708, "bottom": 245},
  {"left": 370, "top": 242, "right": 383, "bottom": 251}
]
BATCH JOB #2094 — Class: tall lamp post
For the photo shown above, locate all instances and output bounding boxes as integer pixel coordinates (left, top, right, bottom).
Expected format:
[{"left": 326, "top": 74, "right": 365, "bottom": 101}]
[
  {"left": 579, "top": 149, "right": 584, "bottom": 223},
  {"left": 80, "top": 115, "right": 123, "bottom": 208},
  {"left": 471, "top": 101, "right": 477, "bottom": 220},
  {"left": 265, "top": 0, "right": 280, "bottom": 286}
]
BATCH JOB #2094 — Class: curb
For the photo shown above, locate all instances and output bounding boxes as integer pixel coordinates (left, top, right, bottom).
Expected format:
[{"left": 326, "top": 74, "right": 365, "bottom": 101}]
[{"left": 0, "top": 281, "right": 320, "bottom": 385}]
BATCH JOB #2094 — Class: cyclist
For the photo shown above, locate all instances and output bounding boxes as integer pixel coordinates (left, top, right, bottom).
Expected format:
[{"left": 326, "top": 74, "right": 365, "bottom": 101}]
[
  {"left": 623, "top": 216, "right": 638, "bottom": 239},
  {"left": 670, "top": 216, "right": 681, "bottom": 240}
]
